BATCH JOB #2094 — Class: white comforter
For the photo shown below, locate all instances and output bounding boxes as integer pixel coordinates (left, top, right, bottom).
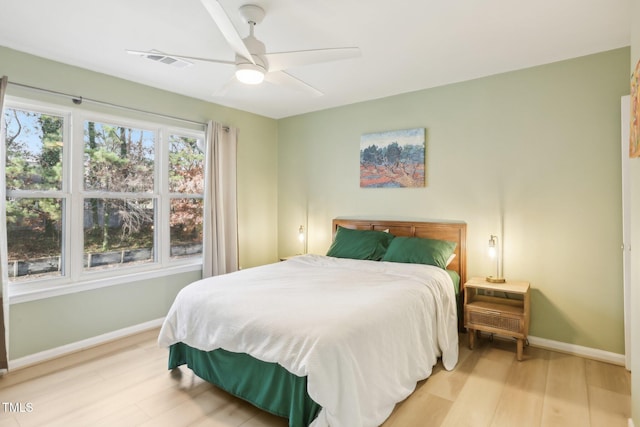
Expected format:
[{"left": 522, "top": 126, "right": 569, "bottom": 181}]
[{"left": 158, "top": 254, "right": 459, "bottom": 427}]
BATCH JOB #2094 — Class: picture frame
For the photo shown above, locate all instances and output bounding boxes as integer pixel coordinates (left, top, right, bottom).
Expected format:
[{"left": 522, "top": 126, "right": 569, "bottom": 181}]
[{"left": 360, "top": 128, "right": 426, "bottom": 188}]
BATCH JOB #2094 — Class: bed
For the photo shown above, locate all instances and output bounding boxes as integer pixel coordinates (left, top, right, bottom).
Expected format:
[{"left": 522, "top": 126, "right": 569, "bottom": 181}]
[{"left": 158, "top": 218, "right": 467, "bottom": 427}]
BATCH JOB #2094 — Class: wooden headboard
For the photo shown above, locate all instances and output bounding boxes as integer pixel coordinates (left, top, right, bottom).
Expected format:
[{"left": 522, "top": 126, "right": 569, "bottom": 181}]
[{"left": 332, "top": 218, "right": 467, "bottom": 286}]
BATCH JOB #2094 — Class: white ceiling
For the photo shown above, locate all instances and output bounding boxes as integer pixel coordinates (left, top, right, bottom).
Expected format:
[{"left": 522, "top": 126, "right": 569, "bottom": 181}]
[{"left": 0, "top": 0, "right": 631, "bottom": 119}]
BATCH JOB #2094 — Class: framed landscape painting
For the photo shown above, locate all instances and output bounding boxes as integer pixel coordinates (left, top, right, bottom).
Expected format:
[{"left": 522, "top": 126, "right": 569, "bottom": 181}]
[{"left": 360, "top": 128, "right": 426, "bottom": 188}]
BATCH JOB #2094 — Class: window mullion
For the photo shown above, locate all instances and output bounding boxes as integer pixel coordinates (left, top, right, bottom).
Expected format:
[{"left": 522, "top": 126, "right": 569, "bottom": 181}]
[
  {"left": 61, "top": 110, "right": 72, "bottom": 281},
  {"left": 69, "top": 112, "right": 86, "bottom": 283},
  {"left": 158, "top": 127, "right": 169, "bottom": 265}
]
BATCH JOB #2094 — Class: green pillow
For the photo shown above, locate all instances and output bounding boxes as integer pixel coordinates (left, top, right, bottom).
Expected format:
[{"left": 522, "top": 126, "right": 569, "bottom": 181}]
[
  {"left": 382, "top": 236, "right": 456, "bottom": 269},
  {"left": 326, "top": 226, "right": 395, "bottom": 261}
]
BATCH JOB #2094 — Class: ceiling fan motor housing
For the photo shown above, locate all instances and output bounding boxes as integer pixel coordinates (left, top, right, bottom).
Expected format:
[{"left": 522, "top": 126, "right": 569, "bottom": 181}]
[{"left": 236, "top": 33, "right": 267, "bottom": 85}]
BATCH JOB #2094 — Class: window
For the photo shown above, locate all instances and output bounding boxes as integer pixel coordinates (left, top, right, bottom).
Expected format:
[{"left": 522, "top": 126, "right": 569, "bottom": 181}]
[
  {"left": 168, "top": 134, "right": 204, "bottom": 259},
  {"left": 83, "top": 120, "right": 156, "bottom": 271},
  {"left": 3, "top": 99, "right": 205, "bottom": 294},
  {"left": 4, "top": 107, "right": 67, "bottom": 281}
]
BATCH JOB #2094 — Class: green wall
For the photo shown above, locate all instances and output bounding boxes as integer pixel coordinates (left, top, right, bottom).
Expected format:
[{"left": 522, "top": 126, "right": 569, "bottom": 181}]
[
  {"left": 278, "top": 48, "right": 630, "bottom": 354},
  {"left": 9, "top": 270, "right": 200, "bottom": 358},
  {"left": 0, "top": 46, "right": 279, "bottom": 359}
]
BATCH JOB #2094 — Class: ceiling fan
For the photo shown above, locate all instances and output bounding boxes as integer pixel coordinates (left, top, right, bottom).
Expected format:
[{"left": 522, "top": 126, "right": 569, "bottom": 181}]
[{"left": 127, "top": 0, "right": 361, "bottom": 96}]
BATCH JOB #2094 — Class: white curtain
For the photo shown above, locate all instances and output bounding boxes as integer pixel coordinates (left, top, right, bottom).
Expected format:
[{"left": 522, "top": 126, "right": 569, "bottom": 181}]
[
  {"left": 0, "top": 76, "right": 9, "bottom": 371},
  {"left": 202, "top": 121, "right": 239, "bottom": 278}
]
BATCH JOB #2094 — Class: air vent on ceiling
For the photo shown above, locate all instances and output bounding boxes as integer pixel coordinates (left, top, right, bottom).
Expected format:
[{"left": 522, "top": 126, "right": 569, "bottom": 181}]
[{"left": 140, "top": 50, "right": 193, "bottom": 68}]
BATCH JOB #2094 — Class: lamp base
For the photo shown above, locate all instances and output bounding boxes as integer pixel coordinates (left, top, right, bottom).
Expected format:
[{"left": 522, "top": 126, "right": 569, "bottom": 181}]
[{"left": 486, "top": 276, "right": 506, "bottom": 284}]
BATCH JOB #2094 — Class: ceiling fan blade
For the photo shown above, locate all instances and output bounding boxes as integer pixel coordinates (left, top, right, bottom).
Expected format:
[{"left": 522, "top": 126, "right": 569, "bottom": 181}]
[
  {"left": 127, "top": 49, "right": 235, "bottom": 65},
  {"left": 265, "top": 71, "right": 323, "bottom": 97},
  {"left": 212, "top": 77, "right": 237, "bottom": 97},
  {"left": 264, "top": 47, "right": 361, "bottom": 72},
  {"left": 200, "top": 0, "right": 255, "bottom": 64}
]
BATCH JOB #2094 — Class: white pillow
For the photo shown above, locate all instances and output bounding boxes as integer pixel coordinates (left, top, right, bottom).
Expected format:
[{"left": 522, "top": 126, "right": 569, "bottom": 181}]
[{"left": 446, "top": 253, "right": 456, "bottom": 267}]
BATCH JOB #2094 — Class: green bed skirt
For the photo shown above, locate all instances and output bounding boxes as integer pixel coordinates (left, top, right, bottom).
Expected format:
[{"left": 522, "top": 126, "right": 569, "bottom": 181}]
[{"left": 168, "top": 343, "right": 321, "bottom": 427}]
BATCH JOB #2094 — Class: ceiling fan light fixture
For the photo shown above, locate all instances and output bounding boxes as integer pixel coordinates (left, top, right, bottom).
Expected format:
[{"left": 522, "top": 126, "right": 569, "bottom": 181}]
[{"left": 235, "top": 63, "right": 265, "bottom": 85}]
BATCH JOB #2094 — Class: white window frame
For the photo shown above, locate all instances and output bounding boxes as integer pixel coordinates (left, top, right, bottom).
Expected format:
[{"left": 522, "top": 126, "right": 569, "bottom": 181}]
[
  {"left": 165, "top": 129, "right": 206, "bottom": 264},
  {"left": 5, "top": 97, "right": 205, "bottom": 303}
]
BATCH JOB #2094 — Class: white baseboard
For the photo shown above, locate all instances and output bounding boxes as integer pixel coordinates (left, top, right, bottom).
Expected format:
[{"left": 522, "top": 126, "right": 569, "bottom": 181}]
[
  {"left": 8, "top": 317, "right": 165, "bottom": 371},
  {"left": 7, "top": 319, "right": 627, "bottom": 371},
  {"left": 527, "top": 335, "right": 625, "bottom": 366}
]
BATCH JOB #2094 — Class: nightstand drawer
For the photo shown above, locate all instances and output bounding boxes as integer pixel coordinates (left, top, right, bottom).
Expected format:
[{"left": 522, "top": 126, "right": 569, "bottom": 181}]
[{"left": 466, "top": 306, "right": 523, "bottom": 334}]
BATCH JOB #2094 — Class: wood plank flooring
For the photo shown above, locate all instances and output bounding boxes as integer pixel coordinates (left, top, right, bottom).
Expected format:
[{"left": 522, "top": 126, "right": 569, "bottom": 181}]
[{"left": 0, "top": 329, "right": 630, "bottom": 427}]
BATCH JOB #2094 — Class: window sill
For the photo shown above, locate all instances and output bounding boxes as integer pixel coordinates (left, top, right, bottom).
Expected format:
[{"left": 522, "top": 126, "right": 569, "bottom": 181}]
[{"left": 8, "top": 261, "right": 203, "bottom": 304}]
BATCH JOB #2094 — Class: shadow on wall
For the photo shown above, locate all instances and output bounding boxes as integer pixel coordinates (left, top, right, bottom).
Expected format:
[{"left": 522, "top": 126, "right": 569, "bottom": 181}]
[{"left": 530, "top": 288, "right": 579, "bottom": 342}]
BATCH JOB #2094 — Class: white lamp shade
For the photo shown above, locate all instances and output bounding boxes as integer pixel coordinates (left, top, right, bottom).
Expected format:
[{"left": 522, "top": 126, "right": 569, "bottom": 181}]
[
  {"left": 488, "top": 246, "right": 497, "bottom": 258},
  {"left": 486, "top": 234, "right": 504, "bottom": 283}
]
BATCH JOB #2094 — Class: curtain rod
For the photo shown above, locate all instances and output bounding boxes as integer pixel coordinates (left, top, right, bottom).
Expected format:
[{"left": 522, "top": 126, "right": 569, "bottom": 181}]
[{"left": 8, "top": 81, "right": 207, "bottom": 128}]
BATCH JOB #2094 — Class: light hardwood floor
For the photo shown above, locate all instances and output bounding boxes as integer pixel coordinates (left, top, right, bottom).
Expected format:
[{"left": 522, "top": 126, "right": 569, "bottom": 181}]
[{"left": 0, "top": 329, "right": 630, "bottom": 427}]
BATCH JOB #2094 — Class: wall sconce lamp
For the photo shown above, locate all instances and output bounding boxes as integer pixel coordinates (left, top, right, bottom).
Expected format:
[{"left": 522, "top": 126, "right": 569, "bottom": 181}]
[
  {"left": 486, "top": 234, "right": 505, "bottom": 283},
  {"left": 298, "top": 225, "right": 306, "bottom": 254}
]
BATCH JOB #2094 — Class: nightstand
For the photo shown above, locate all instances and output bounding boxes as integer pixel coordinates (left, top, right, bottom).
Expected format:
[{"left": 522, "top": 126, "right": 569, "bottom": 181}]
[{"left": 464, "top": 277, "right": 530, "bottom": 361}]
